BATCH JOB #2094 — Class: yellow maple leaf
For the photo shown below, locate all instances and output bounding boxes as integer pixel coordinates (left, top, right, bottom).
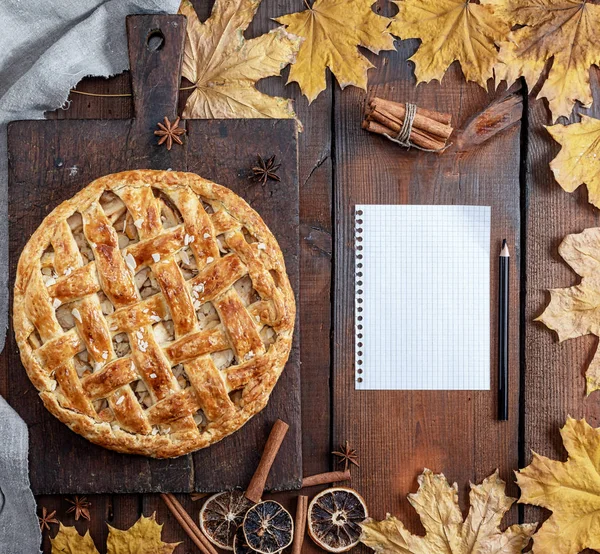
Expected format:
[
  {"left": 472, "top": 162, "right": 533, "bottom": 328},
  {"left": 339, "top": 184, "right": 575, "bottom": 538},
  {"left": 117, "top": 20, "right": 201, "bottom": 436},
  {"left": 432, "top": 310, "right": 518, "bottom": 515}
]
[
  {"left": 106, "top": 514, "right": 180, "bottom": 554},
  {"left": 275, "top": 0, "right": 397, "bottom": 103},
  {"left": 517, "top": 418, "right": 600, "bottom": 553},
  {"left": 51, "top": 523, "right": 100, "bottom": 554},
  {"left": 547, "top": 115, "right": 600, "bottom": 208},
  {"left": 361, "top": 470, "right": 536, "bottom": 554},
  {"left": 51, "top": 514, "right": 179, "bottom": 554},
  {"left": 536, "top": 226, "right": 600, "bottom": 394},
  {"left": 179, "top": 0, "right": 302, "bottom": 120},
  {"left": 387, "top": 0, "right": 509, "bottom": 88},
  {"left": 492, "top": 0, "right": 600, "bottom": 121}
]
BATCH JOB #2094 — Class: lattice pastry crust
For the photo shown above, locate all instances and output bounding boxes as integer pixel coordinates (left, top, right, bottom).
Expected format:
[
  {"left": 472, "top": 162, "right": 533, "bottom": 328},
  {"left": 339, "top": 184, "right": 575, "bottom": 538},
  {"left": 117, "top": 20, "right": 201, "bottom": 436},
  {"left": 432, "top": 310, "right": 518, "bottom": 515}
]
[{"left": 14, "top": 170, "right": 295, "bottom": 458}]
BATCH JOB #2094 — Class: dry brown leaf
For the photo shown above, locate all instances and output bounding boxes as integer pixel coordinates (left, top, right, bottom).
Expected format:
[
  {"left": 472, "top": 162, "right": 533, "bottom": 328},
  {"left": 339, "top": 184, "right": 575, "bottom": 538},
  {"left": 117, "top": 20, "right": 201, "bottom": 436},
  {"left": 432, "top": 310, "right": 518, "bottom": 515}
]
[
  {"left": 179, "top": 0, "right": 301, "bottom": 120},
  {"left": 517, "top": 417, "right": 600, "bottom": 553},
  {"left": 51, "top": 514, "right": 179, "bottom": 554},
  {"left": 388, "top": 0, "right": 509, "bottom": 88},
  {"left": 360, "top": 470, "right": 536, "bottom": 554},
  {"left": 547, "top": 115, "right": 600, "bottom": 208},
  {"left": 454, "top": 89, "right": 523, "bottom": 151},
  {"left": 536, "top": 226, "right": 600, "bottom": 394},
  {"left": 492, "top": 0, "right": 600, "bottom": 121},
  {"left": 275, "top": 0, "right": 397, "bottom": 103}
]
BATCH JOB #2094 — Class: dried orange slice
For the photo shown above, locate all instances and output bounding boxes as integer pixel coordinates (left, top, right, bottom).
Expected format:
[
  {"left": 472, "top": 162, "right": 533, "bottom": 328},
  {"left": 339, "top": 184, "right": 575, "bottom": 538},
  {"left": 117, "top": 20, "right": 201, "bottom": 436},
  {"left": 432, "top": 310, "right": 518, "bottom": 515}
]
[
  {"left": 199, "top": 490, "right": 254, "bottom": 550},
  {"left": 307, "top": 487, "right": 368, "bottom": 552},
  {"left": 233, "top": 525, "right": 255, "bottom": 554},
  {"left": 243, "top": 500, "right": 294, "bottom": 554}
]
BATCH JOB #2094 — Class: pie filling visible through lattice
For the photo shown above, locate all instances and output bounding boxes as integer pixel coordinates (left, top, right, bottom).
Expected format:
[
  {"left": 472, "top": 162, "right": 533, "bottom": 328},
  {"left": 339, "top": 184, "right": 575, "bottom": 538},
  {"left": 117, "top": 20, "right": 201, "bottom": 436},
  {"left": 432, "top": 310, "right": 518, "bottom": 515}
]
[{"left": 13, "top": 170, "right": 295, "bottom": 458}]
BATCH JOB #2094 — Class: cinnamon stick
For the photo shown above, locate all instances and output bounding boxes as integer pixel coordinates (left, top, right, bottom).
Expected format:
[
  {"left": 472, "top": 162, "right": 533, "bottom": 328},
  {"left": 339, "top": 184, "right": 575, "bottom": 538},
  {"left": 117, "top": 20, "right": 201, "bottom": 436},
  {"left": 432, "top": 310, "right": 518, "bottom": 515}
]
[
  {"left": 370, "top": 96, "right": 452, "bottom": 127},
  {"left": 245, "top": 419, "right": 289, "bottom": 503},
  {"left": 366, "top": 109, "right": 447, "bottom": 150},
  {"left": 369, "top": 98, "right": 453, "bottom": 140},
  {"left": 161, "top": 493, "right": 219, "bottom": 554},
  {"left": 301, "top": 469, "right": 351, "bottom": 488},
  {"left": 362, "top": 119, "right": 446, "bottom": 151},
  {"left": 291, "top": 495, "right": 308, "bottom": 554}
]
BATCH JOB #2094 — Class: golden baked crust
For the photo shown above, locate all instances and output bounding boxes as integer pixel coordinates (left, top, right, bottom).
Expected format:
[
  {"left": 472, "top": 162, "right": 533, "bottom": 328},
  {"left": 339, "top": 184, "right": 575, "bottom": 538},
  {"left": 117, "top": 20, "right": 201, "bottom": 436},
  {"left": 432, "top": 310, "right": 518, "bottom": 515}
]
[{"left": 13, "top": 170, "right": 295, "bottom": 458}]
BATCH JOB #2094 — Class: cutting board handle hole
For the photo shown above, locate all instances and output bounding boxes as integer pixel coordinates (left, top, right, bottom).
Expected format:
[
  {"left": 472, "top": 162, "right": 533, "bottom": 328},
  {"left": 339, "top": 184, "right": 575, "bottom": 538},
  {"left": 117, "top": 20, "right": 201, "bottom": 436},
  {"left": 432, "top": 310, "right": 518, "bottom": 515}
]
[{"left": 146, "top": 29, "right": 165, "bottom": 52}]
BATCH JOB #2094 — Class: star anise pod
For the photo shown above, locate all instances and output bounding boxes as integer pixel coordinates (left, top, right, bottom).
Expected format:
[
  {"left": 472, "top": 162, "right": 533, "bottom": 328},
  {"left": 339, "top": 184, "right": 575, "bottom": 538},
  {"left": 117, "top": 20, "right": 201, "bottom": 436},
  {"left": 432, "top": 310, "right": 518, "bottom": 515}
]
[
  {"left": 251, "top": 155, "right": 281, "bottom": 186},
  {"left": 332, "top": 440, "right": 360, "bottom": 472},
  {"left": 38, "top": 507, "right": 59, "bottom": 531},
  {"left": 66, "top": 495, "right": 91, "bottom": 521},
  {"left": 154, "top": 116, "right": 186, "bottom": 150}
]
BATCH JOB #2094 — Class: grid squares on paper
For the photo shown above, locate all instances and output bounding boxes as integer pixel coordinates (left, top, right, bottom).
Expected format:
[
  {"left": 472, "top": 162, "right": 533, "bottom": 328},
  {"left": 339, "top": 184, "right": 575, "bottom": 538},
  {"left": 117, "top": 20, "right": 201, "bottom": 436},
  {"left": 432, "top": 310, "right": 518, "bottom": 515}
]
[{"left": 354, "top": 205, "right": 491, "bottom": 391}]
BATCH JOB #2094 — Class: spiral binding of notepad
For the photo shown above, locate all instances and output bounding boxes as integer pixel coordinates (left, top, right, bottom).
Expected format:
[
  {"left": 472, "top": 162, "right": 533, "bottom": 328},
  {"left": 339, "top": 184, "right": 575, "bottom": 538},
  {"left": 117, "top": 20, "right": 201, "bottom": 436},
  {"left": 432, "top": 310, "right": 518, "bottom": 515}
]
[{"left": 355, "top": 207, "right": 364, "bottom": 385}]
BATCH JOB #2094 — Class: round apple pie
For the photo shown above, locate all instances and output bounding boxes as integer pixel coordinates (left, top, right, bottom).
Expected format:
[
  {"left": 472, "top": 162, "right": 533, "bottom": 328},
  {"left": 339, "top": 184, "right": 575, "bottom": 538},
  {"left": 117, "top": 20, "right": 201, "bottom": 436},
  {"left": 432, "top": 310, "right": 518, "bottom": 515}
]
[{"left": 13, "top": 170, "right": 295, "bottom": 458}]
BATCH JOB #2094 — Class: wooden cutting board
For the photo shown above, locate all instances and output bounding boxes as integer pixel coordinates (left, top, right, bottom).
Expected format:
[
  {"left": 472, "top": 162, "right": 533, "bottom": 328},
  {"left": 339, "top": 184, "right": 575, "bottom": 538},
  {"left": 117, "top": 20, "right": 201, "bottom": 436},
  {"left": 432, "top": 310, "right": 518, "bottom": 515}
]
[{"left": 3, "top": 14, "right": 301, "bottom": 495}]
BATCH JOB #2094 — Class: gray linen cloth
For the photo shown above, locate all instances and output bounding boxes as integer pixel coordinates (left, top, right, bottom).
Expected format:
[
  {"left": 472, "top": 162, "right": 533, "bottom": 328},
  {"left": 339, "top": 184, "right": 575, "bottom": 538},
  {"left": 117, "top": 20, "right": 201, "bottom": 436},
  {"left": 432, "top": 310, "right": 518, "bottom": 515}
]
[{"left": 0, "top": 1, "right": 180, "bottom": 551}]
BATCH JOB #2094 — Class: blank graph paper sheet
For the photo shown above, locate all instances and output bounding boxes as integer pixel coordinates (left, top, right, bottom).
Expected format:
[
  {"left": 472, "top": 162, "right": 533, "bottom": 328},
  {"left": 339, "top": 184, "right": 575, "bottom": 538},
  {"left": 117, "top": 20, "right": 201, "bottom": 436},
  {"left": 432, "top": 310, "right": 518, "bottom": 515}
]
[{"left": 355, "top": 205, "right": 490, "bottom": 390}]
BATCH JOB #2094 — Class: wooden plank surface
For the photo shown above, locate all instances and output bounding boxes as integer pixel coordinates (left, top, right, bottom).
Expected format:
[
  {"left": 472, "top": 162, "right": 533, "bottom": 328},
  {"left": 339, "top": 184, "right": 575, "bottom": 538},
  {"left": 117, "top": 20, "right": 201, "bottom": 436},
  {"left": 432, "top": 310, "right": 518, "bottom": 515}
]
[
  {"left": 5, "top": 14, "right": 301, "bottom": 495},
  {"left": 523, "top": 66, "right": 600, "bottom": 553},
  {"left": 332, "top": 36, "right": 523, "bottom": 536}
]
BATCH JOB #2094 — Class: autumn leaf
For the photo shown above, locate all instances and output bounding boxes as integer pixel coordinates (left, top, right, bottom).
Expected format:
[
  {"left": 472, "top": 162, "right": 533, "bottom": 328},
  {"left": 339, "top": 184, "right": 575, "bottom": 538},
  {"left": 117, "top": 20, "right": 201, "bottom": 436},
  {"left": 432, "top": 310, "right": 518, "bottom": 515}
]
[
  {"left": 179, "top": 0, "right": 302, "bottom": 120},
  {"left": 275, "top": 0, "right": 397, "bottom": 103},
  {"left": 106, "top": 514, "right": 179, "bottom": 553},
  {"left": 536, "top": 227, "right": 600, "bottom": 395},
  {"left": 51, "top": 514, "right": 179, "bottom": 554},
  {"left": 51, "top": 524, "right": 99, "bottom": 554},
  {"left": 492, "top": 0, "right": 600, "bottom": 121},
  {"left": 517, "top": 417, "right": 600, "bottom": 553},
  {"left": 387, "top": 0, "right": 509, "bottom": 88},
  {"left": 360, "top": 470, "right": 536, "bottom": 554},
  {"left": 547, "top": 115, "right": 600, "bottom": 208}
]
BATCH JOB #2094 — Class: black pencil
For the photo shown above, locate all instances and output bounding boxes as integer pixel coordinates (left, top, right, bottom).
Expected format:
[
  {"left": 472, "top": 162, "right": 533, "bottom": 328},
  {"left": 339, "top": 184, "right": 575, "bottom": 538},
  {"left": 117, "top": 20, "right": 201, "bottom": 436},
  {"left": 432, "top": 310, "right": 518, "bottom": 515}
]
[{"left": 498, "top": 239, "right": 509, "bottom": 421}]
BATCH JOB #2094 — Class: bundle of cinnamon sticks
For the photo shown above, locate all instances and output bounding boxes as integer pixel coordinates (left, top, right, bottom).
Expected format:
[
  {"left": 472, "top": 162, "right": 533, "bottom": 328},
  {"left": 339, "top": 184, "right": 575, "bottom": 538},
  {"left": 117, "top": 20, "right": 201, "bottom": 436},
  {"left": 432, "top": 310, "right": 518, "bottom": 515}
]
[{"left": 363, "top": 97, "right": 453, "bottom": 151}]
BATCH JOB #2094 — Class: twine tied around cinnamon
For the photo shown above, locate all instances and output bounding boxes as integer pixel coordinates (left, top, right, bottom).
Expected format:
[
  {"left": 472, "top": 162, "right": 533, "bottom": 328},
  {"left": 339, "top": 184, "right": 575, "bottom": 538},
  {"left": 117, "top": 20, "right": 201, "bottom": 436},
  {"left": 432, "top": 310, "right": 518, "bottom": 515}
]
[
  {"left": 387, "top": 102, "right": 417, "bottom": 146},
  {"left": 383, "top": 102, "right": 450, "bottom": 152}
]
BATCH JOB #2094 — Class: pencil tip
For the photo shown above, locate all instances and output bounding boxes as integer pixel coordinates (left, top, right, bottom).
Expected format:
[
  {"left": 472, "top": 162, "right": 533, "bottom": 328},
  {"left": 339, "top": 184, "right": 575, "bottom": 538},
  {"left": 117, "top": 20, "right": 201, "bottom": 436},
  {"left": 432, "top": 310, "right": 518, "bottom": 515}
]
[
  {"left": 500, "top": 239, "right": 510, "bottom": 257},
  {"left": 502, "top": 239, "right": 507, "bottom": 248}
]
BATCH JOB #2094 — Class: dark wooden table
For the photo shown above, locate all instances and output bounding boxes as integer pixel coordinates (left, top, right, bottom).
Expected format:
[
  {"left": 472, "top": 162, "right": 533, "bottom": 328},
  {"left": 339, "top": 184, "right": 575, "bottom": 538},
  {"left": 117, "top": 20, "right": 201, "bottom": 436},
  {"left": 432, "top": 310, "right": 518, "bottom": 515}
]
[{"left": 15, "top": 1, "right": 600, "bottom": 552}]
